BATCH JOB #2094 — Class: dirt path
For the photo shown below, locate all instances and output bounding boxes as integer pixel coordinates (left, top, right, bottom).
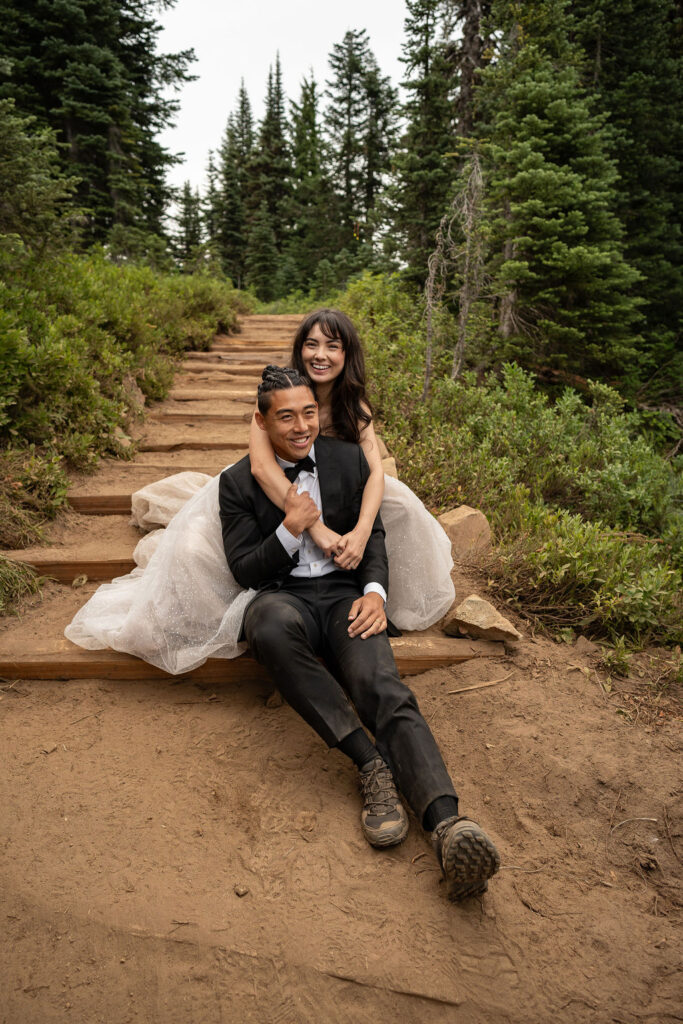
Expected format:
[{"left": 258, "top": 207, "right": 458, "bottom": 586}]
[{"left": 1, "top": 317, "right": 681, "bottom": 1023}]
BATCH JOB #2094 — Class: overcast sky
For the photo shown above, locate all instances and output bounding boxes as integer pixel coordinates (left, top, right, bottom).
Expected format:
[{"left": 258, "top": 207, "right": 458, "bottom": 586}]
[{"left": 157, "top": 0, "right": 409, "bottom": 193}]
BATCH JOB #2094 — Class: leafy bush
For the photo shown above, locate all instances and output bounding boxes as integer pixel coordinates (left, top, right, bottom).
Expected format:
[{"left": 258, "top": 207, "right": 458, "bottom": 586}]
[
  {"left": 0, "top": 247, "right": 249, "bottom": 554},
  {"left": 339, "top": 272, "right": 682, "bottom": 645}
]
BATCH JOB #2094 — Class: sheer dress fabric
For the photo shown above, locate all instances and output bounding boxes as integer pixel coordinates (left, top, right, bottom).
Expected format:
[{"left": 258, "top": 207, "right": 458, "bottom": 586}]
[{"left": 65, "top": 470, "right": 455, "bottom": 675}]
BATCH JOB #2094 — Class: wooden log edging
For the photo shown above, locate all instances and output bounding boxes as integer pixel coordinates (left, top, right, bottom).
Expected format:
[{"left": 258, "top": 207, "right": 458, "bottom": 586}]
[{"left": 0, "top": 638, "right": 504, "bottom": 682}]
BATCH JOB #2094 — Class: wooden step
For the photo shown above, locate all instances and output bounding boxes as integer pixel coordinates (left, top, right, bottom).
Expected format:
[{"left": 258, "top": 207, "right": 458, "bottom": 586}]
[
  {"left": 169, "top": 389, "right": 256, "bottom": 402},
  {"left": 184, "top": 352, "right": 288, "bottom": 365},
  {"left": 0, "top": 638, "right": 504, "bottom": 682},
  {"left": 180, "top": 362, "right": 269, "bottom": 374},
  {"left": 179, "top": 365, "right": 261, "bottom": 378},
  {"left": 138, "top": 422, "right": 250, "bottom": 451},
  {"left": 139, "top": 440, "right": 248, "bottom": 452},
  {"left": 7, "top": 557, "right": 135, "bottom": 582},
  {"left": 148, "top": 411, "right": 252, "bottom": 424},
  {"left": 68, "top": 495, "right": 133, "bottom": 515}
]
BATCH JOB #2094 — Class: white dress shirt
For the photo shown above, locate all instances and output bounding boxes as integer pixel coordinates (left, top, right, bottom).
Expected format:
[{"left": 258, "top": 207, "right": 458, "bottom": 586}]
[{"left": 274, "top": 444, "right": 387, "bottom": 603}]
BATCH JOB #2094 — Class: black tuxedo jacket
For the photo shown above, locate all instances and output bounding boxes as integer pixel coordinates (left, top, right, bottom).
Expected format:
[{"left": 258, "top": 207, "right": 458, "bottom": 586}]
[{"left": 218, "top": 434, "right": 389, "bottom": 596}]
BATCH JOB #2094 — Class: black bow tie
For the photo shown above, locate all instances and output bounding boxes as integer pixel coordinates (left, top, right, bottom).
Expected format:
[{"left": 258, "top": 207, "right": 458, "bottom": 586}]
[{"left": 284, "top": 455, "right": 316, "bottom": 481}]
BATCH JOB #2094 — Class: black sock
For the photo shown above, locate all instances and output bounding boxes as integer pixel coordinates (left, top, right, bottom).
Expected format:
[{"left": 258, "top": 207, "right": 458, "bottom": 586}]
[
  {"left": 337, "top": 728, "right": 379, "bottom": 770},
  {"left": 422, "top": 796, "right": 460, "bottom": 833}
]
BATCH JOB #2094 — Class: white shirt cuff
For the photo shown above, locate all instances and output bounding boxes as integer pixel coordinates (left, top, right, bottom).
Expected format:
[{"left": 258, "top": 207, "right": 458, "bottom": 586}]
[
  {"left": 276, "top": 522, "right": 303, "bottom": 557},
  {"left": 363, "top": 582, "right": 387, "bottom": 604}
]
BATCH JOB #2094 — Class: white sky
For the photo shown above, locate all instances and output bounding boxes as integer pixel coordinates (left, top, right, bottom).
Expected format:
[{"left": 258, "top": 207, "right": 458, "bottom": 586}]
[{"left": 157, "top": 0, "right": 409, "bottom": 193}]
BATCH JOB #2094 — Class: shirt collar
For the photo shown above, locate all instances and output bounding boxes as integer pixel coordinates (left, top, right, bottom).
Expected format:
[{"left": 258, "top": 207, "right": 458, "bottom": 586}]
[{"left": 275, "top": 442, "right": 316, "bottom": 471}]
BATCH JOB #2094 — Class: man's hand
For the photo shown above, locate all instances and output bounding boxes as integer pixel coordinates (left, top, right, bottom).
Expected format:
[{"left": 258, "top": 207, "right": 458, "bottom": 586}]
[
  {"left": 347, "top": 592, "right": 387, "bottom": 639},
  {"left": 282, "top": 484, "right": 319, "bottom": 538},
  {"left": 334, "top": 524, "right": 371, "bottom": 570}
]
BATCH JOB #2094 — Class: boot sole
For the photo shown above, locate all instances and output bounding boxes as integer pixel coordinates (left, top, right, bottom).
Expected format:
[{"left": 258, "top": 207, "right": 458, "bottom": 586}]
[{"left": 441, "top": 820, "right": 500, "bottom": 901}]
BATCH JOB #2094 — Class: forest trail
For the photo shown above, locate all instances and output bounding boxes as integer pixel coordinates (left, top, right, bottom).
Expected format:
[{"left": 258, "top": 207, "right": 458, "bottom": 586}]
[{"left": 1, "top": 317, "right": 681, "bottom": 1023}]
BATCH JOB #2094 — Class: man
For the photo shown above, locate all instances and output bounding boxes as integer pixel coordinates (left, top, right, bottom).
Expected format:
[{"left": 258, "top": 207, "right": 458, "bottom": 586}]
[{"left": 218, "top": 366, "right": 500, "bottom": 901}]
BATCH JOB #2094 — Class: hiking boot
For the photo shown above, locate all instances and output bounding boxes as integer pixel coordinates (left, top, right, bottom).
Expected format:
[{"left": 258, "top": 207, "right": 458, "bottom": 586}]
[
  {"left": 359, "top": 757, "right": 409, "bottom": 848},
  {"left": 432, "top": 816, "right": 500, "bottom": 901}
]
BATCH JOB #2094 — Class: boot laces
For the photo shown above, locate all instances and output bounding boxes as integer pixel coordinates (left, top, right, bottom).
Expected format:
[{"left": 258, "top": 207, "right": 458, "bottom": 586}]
[{"left": 361, "top": 760, "right": 398, "bottom": 815}]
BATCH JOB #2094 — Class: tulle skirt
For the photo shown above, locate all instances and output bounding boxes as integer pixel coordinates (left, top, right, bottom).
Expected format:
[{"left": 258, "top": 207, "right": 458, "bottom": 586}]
[{"left": 65, "top": 471, "right": 455, "bottom": 674}]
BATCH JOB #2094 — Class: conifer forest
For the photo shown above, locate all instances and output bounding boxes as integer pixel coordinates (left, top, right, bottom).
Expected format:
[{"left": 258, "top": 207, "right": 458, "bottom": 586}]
[{"left": 0, "top": 0, "right": 681, "bottom": 644}]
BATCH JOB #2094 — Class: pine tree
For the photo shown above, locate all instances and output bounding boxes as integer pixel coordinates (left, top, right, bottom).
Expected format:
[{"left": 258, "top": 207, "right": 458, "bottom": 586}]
[
  {"left": 390, "top": 1, "right": 459, "bottom": 286},
  {"left": 201, "top": 149, "right": 223, "bottom": 274},
  {"left": 203, "top": 150, "right": 221, "bottom": 247},
  {"left": 244, "top": 200, "right": 279, "bottom": 300},
  {"left": 325, "top": 29, "right": 371, "bottom": 239},
  {"left": 442, "top": 0, "right": 493, "bottom": 136},
  {"left": 0, "top": 0, "right": 195, "bottom": 246},
  {"left": 0, "top": 98, "right": 79, "bottom": 250},
  {"left": 361, "top": 58, "right": 398, "bottom": 239},
  {"left": 216, "top": 115, "right": 247, "bottom": 285},
  {"left": 285, "top": 75, "right": 340, "bottom": 289},
  {"left": 249, "top": 56, "right": 291, "bottom": 249},
  {"left": 569, "top": 0, "right": 683, "bottom": 396},
  {"left": 475, "top": 0, "right": 642, "bottom": 375},
  {"left": 174, "top": 180, "right": 203, "bottom": 270},
  {"left": 214, "top": 82, "right": 254, "bottom": 286}
]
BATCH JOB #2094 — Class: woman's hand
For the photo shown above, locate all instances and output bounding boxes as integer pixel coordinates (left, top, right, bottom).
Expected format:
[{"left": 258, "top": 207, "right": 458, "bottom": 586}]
[
  {"left": 308, "top": 520, "right": 344, "bottom": 558},
  {"left": 334, "top": 525, "right": 371, "bottom": 570}
]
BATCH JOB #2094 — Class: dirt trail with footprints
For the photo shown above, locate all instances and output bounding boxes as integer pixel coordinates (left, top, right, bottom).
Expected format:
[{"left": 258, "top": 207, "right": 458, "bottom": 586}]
[{"left": 1, "top": 316, "right": 680, "bottom": 1024}]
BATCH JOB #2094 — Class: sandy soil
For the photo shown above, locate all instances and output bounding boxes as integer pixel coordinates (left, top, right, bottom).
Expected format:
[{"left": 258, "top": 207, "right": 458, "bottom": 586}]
[{"left": 1, "top": 316, "right": 681, "bottom": 1023}]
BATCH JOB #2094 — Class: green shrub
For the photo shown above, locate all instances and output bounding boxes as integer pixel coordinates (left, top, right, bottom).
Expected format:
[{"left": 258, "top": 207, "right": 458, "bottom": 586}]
[
  {"left": 487, "top": 504, "right": 682, "bottom": 645},
  {"left": 0, "top": 248, "right": 247, "bottom": 462},
  {"left": 0, "top": 247, "right": 249, "bottom": 569},
  {"left": 339, "top": 272, "right": 682, "bottom": 645}
]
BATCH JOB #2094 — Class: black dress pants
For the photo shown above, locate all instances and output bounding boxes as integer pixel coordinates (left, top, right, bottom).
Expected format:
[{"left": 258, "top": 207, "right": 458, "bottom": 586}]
[{"left": 243, "top": 572, "right": 457, "bottom": 823}]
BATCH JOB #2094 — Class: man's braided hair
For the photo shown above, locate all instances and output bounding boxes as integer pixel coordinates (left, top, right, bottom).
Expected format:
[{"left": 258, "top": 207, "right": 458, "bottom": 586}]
[{"left": 257, "top": 364, "right": 313, "bottom": 414}]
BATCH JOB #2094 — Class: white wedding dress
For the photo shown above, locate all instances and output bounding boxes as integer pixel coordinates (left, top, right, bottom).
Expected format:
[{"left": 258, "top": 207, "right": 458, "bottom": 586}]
[{"left": 65, "top": 470, "right": 455, "bottom": 675}]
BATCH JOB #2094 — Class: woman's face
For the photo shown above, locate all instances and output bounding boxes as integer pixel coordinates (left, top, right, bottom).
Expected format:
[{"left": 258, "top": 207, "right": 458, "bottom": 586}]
[{"left": 300, "top": 322, "right": 345, "bottom": 386}]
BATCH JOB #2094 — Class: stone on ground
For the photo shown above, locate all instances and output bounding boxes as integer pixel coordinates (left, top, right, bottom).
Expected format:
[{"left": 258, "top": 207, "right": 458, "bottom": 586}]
[
  {"left": 444, "top": 593, "right": 522, "bottom": 642},
  {"left": 438, "top": 505, "right": 491, "bottom": 558}
]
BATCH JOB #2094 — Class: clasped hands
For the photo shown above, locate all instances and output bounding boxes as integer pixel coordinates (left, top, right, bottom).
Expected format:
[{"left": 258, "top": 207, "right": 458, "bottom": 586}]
[
  {"left": 283, "top": 485, "right": 383, "bottom": 637},
  {"left": 282, "top": 484, "right": 370, "bottom": 569}
]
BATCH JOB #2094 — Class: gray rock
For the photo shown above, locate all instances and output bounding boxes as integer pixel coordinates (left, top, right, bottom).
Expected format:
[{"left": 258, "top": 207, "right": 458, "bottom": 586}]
[
  {"left": 444, "top": 594, "right": 522, "bottom": 642},
  {"left": 438, "top": 505, "right": 491, "bottom": 559}
]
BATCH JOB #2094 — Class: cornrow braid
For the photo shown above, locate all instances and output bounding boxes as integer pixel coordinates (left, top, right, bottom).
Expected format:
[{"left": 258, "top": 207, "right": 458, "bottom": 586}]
[{"left": 257, "top": 364, "right": 313, "bottom": 414}]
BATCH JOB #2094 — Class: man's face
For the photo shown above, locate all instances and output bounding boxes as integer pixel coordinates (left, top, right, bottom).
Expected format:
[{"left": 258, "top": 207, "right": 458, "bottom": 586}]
[{"left": 256, "top": 385, "right": 320, "bottom": 462}]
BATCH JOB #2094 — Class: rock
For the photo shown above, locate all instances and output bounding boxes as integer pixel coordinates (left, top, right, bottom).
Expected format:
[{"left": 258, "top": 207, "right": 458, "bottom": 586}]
[
  {"left": 382, "top": 456, "right": 398, "bottom": 478},
  {"left": 443, "top": 594, "right": 522, "bottom": 643},
  {"left": 265, "top": 690, "right": 283, "bottom": 709},
  {"left": 574, "top": 635, "right": 601, "bottom": 659},
  {"left": 114, "top": 427, "right": 133, "bottom": 450},
  {"left": 233, "top": 884, "right": 249, "bottom": 898},
  {"left": 438, "top": 506, "right": 491, "bottom": 559}
]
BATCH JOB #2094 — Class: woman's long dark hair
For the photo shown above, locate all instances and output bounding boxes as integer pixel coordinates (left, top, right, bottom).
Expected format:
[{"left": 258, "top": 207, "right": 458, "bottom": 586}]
[{"left": 291, "top": 309, "right": 372, "bottom": 444}]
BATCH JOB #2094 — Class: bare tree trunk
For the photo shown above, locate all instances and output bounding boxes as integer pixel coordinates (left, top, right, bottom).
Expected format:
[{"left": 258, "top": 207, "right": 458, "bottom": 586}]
[
  {"left": 451, "top": 153, "right": 484, "bottom": 379},
  {"left": 423, "top": 153, "right": 486, "bottom": 396},
  {"left": 498, "top": 200, "right": 516, "bottom": 339},
  {"left": 423, "top": 212, "right": 449, "bottom": 400}
]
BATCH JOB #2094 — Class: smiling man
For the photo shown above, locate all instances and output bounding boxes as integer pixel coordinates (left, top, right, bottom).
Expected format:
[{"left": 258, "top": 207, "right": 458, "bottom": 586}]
[{"left": 218, "top": 365, "right": 500, "bottom": 901}]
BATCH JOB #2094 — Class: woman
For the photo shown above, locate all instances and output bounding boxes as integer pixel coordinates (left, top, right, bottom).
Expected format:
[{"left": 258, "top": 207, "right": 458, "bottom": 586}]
[{"left": 65, "top": 310, "right": 455, "bottom": 673}]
